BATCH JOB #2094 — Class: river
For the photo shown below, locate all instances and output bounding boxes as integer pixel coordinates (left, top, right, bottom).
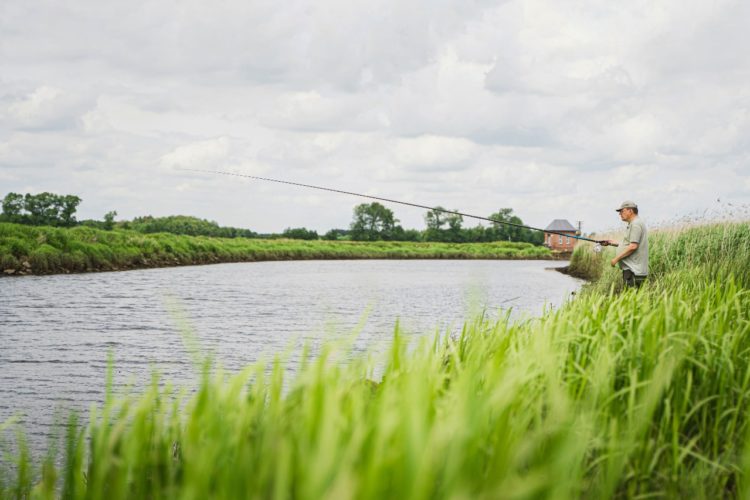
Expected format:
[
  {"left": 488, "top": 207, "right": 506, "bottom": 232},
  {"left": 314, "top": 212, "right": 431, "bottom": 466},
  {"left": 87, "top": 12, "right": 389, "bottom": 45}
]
[{"left": 0, "top": 259, "right": 582, "bottom": 450}]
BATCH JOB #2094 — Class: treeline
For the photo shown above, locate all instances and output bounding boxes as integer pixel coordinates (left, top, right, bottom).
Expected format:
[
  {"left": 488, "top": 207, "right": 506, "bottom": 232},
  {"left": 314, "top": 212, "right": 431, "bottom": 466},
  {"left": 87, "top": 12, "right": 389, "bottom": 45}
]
[
  {"left": 1, "top": 192, "right": 544, "bottom": 245},
  {"left": 0, "top": 192, "right": 82, "bottom": 227},
  {"left": 0, "top": 193, "right": 259, "bottom": 238},
  {"left": 121, "top": 215, "right": 258, "bottom": 238},
  {"left": 339, "top": 202, "right": 544, "bottom": 244}
]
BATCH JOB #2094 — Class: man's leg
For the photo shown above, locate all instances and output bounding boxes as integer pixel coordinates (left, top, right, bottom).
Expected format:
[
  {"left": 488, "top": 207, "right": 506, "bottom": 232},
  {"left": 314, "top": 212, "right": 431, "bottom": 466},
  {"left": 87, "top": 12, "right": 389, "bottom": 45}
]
[{"left": 623, "top": 269, "right": 636, "bottom": 288}]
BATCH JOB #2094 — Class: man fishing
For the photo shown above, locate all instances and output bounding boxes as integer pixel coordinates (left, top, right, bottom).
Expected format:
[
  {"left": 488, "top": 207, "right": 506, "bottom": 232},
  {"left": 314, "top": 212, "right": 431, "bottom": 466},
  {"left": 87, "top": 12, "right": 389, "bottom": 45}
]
[{"left": 604, "top": 201, "right": 648, "bottom": 288}]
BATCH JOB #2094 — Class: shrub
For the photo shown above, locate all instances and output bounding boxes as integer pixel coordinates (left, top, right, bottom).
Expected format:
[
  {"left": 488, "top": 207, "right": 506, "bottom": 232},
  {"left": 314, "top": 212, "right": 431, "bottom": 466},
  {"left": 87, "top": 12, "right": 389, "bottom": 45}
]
[
  {"left": 0, "top": 253, "right": 19, "bottom": 270},
  {"left": 29, "top": 244, "right": 60, "bottom": 273}
]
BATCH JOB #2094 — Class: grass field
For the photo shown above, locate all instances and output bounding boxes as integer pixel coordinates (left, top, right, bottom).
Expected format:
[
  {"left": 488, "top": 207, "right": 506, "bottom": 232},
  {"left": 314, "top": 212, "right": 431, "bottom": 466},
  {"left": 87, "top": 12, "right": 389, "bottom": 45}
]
[
  {"left": 0, "top": 222, "right": 552, "bottom": 275},
  {"left": 1, "top": 221, "right": 749, "bottom": 498}
]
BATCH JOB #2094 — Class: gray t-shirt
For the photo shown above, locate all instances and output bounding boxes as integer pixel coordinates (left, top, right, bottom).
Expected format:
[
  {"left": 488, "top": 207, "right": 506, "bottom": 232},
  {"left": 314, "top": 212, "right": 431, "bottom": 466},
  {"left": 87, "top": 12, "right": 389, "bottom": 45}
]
[{"left": 618, "top": 217, "right": 648, "bottom": 276}]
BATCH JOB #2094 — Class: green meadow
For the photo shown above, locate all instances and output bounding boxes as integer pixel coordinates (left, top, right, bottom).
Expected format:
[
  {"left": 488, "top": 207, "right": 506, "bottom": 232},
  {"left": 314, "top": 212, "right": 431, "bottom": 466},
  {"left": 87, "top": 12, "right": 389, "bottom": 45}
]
[
  {"left": 0, "top": 222, "right": 552, "bottom": 275},
  {"left": 2, "top": 221, "right": 750, "bottom": 498}
]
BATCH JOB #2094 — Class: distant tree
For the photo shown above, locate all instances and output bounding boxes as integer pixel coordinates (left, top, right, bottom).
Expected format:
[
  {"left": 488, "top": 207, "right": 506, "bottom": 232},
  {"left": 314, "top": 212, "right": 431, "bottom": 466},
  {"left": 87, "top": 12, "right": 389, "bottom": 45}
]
[
  {"left": 527, "top": 229, "right": 545, "bottom": 245},
  {"left": 1, "top": 193, "right": 24, "bottom": 222},
  {"left": 487, "top": 208, "right": 521, "bottom": 241},
  {"left": 323, "top": 229, "right": 350, "bottom": 241},
  {"left": 397, "top": 228, "right": 422, "bottom": 242},
  {"left": 129, "top": 215, "right": 257, "bottom": 238},
  {"left": 282, "top": 227, "right": 319, "bottom": 240},
  {"left": 445, "top": 212, "right": 464, "bottom": 242},
  {"left": 103, "top": 210, "right": 118, "bottom": 231},
  {"left": 423, "top": 207, "right": 464, "bottom": 242},
  {"left": 485, "top": 208, "right": 543, "bottom": 244},
  {"left": 58, "top": 195, "right": 82, "bottom": 226},
  {"left": 349, "top": 203, "right": 399, "bottom": 241},
  {"left": 1, "top": 192, "right": 81, "bottom": 226},
  {"left": 424, "top": 207, "right": 447, "bottom": 231},
  {"left": 460, "top": 225, "right": 487, "bottom": 243},
  {"left": 24, "top": 193, "right": 56, "bottom": 225},
  {"left": 424, "top": 206, "right": 446, "bottom": 241}
]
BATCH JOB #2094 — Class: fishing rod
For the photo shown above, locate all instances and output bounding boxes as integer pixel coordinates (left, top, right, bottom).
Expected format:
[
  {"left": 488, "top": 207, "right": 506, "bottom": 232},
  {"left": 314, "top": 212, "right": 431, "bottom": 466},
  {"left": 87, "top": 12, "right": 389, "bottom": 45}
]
[{"left": 177, "top": 168, "right": 612, "bottom": 246}]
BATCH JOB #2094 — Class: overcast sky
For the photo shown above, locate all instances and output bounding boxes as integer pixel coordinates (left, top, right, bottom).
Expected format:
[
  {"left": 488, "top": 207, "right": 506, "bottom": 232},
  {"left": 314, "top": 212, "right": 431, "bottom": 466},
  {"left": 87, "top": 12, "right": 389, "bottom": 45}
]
[{"left": 1, "top": 0, "right": 749, "bottom": 234}]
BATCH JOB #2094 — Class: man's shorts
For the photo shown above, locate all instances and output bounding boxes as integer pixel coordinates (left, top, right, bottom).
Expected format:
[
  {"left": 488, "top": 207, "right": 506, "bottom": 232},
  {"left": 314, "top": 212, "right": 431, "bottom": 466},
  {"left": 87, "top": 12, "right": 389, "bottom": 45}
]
[{"left": 623, "top": 269, "right": 647, "bottom": 288}]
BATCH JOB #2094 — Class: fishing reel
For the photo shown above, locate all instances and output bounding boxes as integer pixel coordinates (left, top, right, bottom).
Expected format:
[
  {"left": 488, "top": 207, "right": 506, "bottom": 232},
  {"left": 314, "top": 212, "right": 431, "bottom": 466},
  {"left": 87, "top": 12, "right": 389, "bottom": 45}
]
[{"left": 593, "top": 240, "right": 613, "bottom": 253}]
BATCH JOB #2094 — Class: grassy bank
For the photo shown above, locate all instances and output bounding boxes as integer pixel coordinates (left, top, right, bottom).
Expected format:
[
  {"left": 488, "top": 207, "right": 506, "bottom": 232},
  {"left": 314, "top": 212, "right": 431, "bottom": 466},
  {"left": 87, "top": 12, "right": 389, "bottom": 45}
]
[
  {"left": 0, "top": 222, "right": 552, "bottom": 276},
  {"left": 2, "top": 222, "right": 749, "bottom": 499},
  {"left": 568, "top": 222, "right": 750, "bottom": 289}
]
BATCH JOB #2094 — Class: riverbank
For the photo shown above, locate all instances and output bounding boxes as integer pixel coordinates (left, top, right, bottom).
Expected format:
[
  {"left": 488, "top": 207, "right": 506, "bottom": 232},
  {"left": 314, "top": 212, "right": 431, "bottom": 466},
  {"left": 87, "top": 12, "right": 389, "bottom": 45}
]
[
  {"left": 0, "top": 222, "right": 552, "bottom": 276},
  {"left": 2, "top": 221, "right": 749, "bottom": 498}
]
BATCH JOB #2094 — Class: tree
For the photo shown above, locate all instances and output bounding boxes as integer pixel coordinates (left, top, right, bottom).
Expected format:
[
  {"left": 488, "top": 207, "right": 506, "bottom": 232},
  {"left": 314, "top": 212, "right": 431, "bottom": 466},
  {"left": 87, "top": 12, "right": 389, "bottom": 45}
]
[
  {"left": 282, "top": 227, "right": 319, "bottom": 240},
  {"left": 0, "top": 192, "right": 82, "bottom": 226},
  {"left": 424, "top": 207, "right": 464, "bottom": 242},
  {"left": 103, "top": 210, "right": 118, "bottom": 231},
  {"left": 323, "top": 229, "right": 350, "bottom": 241},
  {"left": 128, "top": 215, "right": 257, "bottom": 238},
  {"left": 424, "top": 207, "right": 447, "bottom": 231},
  {"left": 24, "top": 192, "right": 57, "bottom": 225},
  {"left": 349, "top": 202, "right": 399, "bottom": 241},
  {"left": 461, "top": 225, "right": 487, "bottom": 243},
  {"left": 487, "top": 208, "right": 522, "bottom": 241},
  {"left": 485, "top": 208, "right": 544, "bottom": 244},
  {"left": 445, "top": 212, "right": 464, "bottom": 242},
  {"left": 397, "top": 228, "right": 422, "bottom": 242},
  {"left": 1, "top": 193, "right": 24, "bottom": 222},
  {"left": 58, "top": 195, "right": 82, "bottom": 226}
]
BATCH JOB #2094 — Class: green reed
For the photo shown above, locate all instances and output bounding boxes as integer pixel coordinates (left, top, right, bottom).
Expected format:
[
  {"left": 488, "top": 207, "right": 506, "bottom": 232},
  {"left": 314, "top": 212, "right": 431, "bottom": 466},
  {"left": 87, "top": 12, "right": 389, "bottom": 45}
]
[{"left": 2, "top": 222, "right": 749, "bottom": 498}]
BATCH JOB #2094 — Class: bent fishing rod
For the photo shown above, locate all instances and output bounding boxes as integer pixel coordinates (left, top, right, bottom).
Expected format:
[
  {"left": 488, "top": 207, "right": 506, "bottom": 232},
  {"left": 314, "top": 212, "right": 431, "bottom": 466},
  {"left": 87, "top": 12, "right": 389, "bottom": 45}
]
[{"left": 176, "top": 168, "right": 613, "bottom": 246}]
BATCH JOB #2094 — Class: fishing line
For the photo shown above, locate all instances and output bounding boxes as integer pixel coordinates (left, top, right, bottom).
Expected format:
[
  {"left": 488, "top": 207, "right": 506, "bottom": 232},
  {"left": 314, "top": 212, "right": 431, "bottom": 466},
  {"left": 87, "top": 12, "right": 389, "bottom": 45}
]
[{"left": 176, "top": 167, "right": 610, "bottom": 245}]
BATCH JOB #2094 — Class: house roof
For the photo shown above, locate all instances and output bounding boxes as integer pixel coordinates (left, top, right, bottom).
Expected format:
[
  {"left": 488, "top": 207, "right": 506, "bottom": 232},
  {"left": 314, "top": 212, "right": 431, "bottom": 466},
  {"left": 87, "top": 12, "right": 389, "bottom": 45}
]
[{"left": 544, "top": 219, "right": 577, "bottom": 232}]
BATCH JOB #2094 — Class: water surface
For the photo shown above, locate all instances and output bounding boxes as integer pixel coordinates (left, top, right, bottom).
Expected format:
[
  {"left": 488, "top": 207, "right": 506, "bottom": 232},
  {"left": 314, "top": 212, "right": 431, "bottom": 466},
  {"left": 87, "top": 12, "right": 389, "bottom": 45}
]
[{"left": 0, "top": 259, "right": 581, "bottom": 448}]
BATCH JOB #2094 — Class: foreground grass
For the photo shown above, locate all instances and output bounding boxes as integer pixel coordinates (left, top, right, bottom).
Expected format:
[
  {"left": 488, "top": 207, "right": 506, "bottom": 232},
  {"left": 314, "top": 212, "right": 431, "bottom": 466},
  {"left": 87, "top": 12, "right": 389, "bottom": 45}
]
[
  {"left": 2, "top": 222, "right": 749, "bottom": 498},
  {"left": 0, "top": 222, "right": 552, "bottom": 275}
]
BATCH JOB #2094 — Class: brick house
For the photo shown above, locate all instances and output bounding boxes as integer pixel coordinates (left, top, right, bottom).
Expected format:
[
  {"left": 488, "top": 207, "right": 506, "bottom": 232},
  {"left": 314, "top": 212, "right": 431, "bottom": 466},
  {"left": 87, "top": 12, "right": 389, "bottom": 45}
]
[{"left": 544, "top": 219, "right": 579, "bottom": 251}]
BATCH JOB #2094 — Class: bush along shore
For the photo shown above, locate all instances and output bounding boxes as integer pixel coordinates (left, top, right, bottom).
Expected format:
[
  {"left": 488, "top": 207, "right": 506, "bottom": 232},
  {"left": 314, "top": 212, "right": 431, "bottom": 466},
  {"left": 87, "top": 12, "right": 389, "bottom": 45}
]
[
  {"left": 0, "top": 222, "right": 553, "bottom": 276},
  {"left": 2, "top": 221, "right": 750, "bottom": 499}
]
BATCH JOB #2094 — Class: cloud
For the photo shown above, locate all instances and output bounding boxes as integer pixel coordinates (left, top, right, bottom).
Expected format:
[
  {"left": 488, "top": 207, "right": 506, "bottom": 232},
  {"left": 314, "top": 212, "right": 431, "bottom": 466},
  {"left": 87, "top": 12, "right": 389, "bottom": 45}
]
[
  {"left": 0, "top": 0, "right": 748, "bottom": 233},
  {"left": 391, "top": 135, "right": 478, "bottom": 171},
  {"left": 1, "top": 85, "right": 91, "bottom": 131},
  {"left": 160, "top": 138, "right": 231, "bottom": 171},
  {"left": 0, "top": 0, "right": 491, "bottom": 90}
]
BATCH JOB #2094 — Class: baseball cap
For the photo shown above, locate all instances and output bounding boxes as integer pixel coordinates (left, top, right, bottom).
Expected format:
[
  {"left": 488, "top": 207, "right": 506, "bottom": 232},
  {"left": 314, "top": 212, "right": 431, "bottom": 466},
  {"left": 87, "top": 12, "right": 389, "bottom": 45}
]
[{"left": 616, "top": 200, "right": 638, "bottom": 212}]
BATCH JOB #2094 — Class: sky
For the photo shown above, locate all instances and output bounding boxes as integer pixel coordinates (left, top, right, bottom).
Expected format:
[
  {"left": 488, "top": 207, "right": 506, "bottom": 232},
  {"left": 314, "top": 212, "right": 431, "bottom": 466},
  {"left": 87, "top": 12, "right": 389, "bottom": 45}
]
[{"left": 1, "top": 0, "right": 749, "bottom": 234}]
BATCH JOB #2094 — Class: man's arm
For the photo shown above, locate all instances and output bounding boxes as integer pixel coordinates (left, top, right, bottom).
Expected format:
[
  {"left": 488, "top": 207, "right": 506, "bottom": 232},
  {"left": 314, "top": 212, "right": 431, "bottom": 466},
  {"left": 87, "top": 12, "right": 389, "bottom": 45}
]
[{"left": 610, "top": 242, "right": 639, "bottom": 267}]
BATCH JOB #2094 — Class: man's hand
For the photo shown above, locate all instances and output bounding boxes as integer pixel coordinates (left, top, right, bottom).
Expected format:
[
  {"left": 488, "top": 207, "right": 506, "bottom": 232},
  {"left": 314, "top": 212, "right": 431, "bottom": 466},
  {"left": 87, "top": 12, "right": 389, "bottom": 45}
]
[
  {"left": 600, "top": 239, "right": 618, "bottom": 247},
  {"left": 611, "top": 242, "right": 638, "bottom": 267}
]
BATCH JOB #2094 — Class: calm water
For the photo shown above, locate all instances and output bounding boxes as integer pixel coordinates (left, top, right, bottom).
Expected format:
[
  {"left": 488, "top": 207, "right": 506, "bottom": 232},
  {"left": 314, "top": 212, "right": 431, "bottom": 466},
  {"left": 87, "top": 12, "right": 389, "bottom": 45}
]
[{"left": 0, "top": 259, "right": 581, "bottom": 448}]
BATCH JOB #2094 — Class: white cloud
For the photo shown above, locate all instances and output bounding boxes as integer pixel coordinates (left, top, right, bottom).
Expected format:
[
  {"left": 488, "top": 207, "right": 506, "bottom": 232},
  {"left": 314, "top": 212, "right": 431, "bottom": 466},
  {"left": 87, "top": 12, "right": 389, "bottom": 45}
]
[
  {"left": 160, "top": 138, "right": 231, "bottom": 171},
  {"left": 1, "top": 85, "right": 90, "bottom": 130},
  {"left": 7, "top": 86, "right": 62, "bottom": 121},
  {"left": 0, "top": 0, "right": 748, "bottom": 233},
  {"left": 392, "top": 135, "right": 478, "bottom": 171}
]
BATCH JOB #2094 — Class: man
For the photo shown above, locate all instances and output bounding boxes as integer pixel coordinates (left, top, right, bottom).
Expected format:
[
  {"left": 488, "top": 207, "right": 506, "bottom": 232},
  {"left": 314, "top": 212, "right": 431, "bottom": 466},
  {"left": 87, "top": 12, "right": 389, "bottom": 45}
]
[{"left": 604, "top": 201, "right": 648, "bottom": 288}]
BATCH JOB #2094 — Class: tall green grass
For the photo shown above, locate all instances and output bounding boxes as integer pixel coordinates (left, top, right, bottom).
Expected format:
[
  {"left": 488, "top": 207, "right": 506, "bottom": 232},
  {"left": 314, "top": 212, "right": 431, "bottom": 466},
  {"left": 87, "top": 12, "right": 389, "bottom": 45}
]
[
  {"left": 0, "top": 222, "right": 551, "bottom": 275},
  {"left": 2, "top": 222, "right": 749, "bottom": 498},
  {"left": 569, "top": 222, "right": 750, "bottom": 291}
]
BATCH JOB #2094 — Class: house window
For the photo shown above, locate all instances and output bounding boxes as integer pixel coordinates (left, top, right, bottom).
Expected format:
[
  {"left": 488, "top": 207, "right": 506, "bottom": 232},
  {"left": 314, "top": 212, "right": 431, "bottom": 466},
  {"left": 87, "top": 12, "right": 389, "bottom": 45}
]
[
  {"left": 558, "top": 235, "right": 562, "bottom": 244},
  {"left": 566, "top": 236, "right": 570, "bottom": 245}
]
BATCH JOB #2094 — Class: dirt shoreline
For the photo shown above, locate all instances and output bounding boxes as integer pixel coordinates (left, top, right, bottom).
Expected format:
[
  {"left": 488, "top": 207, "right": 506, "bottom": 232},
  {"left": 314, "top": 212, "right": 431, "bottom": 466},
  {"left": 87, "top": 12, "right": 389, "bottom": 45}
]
[{"left": 2, "top": 253, "right": 564, "bottom": 277}]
